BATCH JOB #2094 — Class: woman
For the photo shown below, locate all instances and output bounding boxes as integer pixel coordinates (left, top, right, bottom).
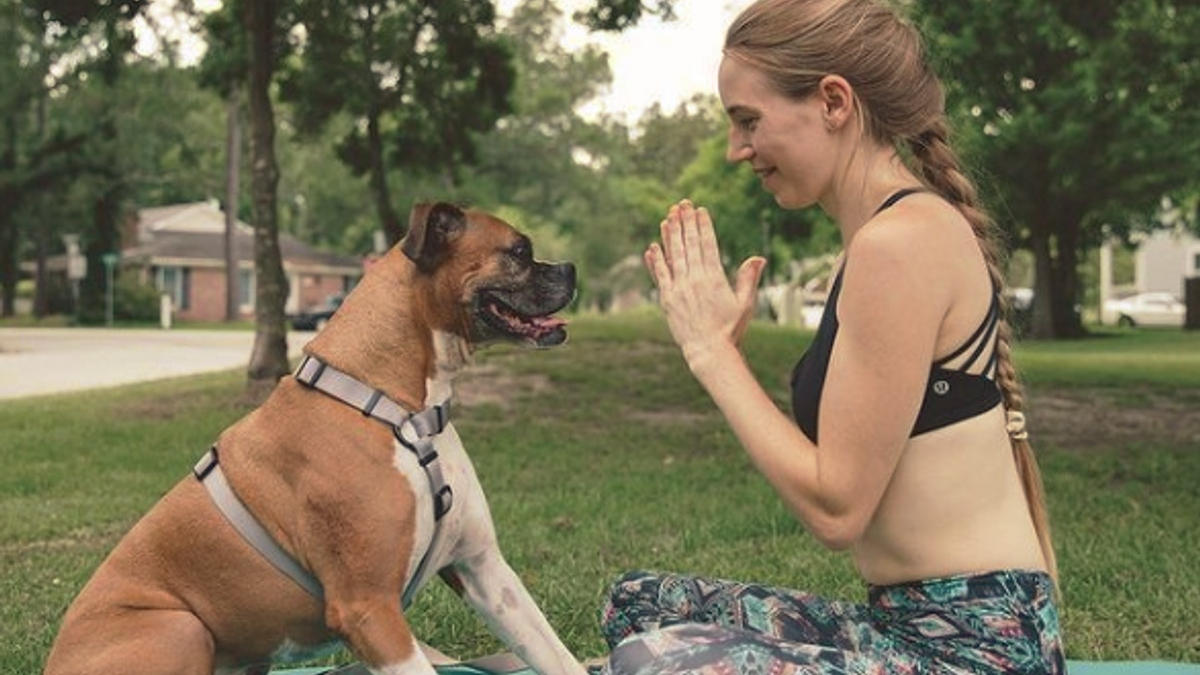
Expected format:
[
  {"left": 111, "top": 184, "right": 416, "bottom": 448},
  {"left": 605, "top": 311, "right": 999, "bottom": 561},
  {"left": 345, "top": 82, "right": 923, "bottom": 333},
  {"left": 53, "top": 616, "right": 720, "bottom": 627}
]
[{"left": 598, "top": 0, "right": 1064, "bottom": 673}]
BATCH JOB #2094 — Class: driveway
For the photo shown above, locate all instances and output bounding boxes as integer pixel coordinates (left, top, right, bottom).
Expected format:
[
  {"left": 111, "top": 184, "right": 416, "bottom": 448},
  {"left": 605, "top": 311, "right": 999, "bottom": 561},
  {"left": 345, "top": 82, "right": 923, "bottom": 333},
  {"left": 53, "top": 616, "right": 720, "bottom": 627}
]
[{"left": 0, "top": 327, "right": 315, "bottom": 401}]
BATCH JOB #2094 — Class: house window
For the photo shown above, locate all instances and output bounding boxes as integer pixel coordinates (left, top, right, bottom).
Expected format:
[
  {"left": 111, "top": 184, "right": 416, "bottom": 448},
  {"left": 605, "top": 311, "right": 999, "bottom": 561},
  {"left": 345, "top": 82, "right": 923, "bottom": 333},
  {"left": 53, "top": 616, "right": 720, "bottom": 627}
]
[
  {"left": 157, "top": 266, "right": 190, "bottom": 311},
  {"left": 1193, "top": 252, "right": 1200, "bottom": 275},
  {"left": 238, "top": 269, "right": 255, "bottom": 309}
]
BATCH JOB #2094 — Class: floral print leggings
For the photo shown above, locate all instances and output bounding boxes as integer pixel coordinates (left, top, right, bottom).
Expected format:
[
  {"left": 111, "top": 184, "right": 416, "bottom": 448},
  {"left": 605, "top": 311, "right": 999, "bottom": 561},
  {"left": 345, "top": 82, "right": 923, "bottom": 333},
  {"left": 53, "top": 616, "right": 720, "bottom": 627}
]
[{"left": 599, "top": 569, "right": 1063, "bottom": 675}]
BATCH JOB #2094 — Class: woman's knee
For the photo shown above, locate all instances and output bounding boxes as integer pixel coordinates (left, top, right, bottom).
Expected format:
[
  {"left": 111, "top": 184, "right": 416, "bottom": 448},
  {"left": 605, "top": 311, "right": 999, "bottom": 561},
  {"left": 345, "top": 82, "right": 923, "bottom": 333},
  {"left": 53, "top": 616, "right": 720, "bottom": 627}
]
[
  {"left": 607, "top": 624, "right": 732, "bottom": 675},
  {"left": 600, "top": 570, "right": 663, "bottom": 646}
]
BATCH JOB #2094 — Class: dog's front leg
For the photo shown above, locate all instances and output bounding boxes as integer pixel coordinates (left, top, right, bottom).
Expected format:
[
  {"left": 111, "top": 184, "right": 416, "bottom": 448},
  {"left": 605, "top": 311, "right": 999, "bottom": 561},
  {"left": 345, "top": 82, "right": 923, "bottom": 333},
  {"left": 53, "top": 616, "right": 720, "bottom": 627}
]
[
  {"left": 324, "top": 594, "right": 439, "bottom": 675},
  {"left": 446, "top": 551, "right": 589, "bottom": 675}
]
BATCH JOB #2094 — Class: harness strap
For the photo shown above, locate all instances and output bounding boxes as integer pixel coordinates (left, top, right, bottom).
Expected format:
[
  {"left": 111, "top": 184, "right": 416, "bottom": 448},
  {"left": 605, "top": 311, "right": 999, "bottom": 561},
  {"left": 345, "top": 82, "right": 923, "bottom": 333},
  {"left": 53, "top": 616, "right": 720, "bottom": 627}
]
[
  {"left": 192, "top": 355, "right": 455, "bottom": 604},
  {"left": 294, "top": 354, "right": 453, "bottom": 520},
  {"left": 193, "top": 447, "right": 325, "bottom": 600}
]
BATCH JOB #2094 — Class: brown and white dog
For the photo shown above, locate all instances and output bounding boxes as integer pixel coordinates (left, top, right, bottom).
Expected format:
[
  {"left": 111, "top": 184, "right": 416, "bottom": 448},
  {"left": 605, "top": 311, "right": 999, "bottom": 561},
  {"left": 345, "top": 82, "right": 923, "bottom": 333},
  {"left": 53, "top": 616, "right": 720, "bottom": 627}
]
[{"left": 44, "top": 203, "right": 587, "bottom": 675}]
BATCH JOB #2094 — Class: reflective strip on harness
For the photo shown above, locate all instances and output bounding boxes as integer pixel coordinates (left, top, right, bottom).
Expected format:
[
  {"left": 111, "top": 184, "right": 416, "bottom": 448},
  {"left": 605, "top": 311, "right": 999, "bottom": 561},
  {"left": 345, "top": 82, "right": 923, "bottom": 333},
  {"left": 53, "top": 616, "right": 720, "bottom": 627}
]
[{"left": 193, "top": 447, "right": 325, "bottom": 600}]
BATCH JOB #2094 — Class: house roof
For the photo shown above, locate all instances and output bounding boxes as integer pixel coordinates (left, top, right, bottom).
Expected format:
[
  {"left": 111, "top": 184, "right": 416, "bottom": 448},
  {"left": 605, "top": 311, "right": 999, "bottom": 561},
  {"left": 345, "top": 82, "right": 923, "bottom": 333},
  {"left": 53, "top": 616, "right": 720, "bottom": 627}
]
[{"left": 124, "top": 201, "right": 362, "bottom": 274}]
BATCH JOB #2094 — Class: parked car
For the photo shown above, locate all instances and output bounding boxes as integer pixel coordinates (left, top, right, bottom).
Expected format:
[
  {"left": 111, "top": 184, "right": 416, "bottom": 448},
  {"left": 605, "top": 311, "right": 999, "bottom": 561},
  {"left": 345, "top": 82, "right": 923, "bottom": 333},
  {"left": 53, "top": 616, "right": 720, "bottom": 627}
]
[
  {"left": 1102, "top": 292, "right": 1185, "bottom": 327},
  {"left": 289, "top": 293, "right": 344, "bottom": 331}
]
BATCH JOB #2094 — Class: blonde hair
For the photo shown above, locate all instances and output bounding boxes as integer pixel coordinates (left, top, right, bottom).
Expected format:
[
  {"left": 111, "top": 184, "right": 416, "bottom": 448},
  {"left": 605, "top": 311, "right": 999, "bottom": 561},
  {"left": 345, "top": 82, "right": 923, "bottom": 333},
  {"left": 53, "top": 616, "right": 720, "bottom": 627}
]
[{"left": 726, "top": 0, "right": 1058, "bottom": 583}]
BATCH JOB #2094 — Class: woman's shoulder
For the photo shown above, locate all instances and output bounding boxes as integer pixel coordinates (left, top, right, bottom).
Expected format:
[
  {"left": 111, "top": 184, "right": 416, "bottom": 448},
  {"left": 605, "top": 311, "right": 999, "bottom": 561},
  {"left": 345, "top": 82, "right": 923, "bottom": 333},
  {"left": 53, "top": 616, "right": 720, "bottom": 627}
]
[
  {"left": 844, "top": 194, "right": 978, "bottom": 313},
  {"left": 851, "top": 193, "right": 978, "bottom": 270}
]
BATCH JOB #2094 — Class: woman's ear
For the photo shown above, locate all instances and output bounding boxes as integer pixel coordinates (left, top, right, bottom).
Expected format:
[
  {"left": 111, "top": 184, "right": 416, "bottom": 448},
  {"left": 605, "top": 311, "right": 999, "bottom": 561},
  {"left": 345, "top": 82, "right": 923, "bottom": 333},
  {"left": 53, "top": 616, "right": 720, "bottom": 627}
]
[{"left": 817, "top": 75, "right": 855, "bottom": 131}]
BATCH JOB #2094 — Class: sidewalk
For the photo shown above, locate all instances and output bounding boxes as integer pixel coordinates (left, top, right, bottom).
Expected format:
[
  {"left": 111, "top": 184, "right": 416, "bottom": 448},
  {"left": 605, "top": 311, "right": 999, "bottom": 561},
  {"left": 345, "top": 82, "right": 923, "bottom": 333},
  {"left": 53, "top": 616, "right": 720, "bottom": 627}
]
[{"left": 0, "top": 327, "right": 314, "bottom": 401}]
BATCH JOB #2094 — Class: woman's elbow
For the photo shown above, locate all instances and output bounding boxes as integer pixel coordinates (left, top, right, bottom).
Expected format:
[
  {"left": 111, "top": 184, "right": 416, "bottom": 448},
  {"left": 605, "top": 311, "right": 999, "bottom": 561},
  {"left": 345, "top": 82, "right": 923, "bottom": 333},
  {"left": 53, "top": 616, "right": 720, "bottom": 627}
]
[{"left": 799, "top": 507, "right": 869, "bottom": 551}]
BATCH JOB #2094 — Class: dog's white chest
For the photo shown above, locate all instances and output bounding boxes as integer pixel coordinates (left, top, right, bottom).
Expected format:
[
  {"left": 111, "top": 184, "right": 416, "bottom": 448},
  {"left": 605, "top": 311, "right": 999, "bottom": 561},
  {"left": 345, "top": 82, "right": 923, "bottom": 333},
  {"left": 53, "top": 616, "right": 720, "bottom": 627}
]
[{"left": 391, "top": 422, "right": 490, "bottom": 599}]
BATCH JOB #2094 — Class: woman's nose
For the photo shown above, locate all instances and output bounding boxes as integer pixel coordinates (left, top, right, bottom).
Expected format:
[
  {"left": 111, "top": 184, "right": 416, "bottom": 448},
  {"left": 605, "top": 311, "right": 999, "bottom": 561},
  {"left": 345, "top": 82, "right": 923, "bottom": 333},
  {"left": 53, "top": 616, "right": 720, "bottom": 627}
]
[{"left": 726, "top": 135, "right": 753, "bottom": 163}]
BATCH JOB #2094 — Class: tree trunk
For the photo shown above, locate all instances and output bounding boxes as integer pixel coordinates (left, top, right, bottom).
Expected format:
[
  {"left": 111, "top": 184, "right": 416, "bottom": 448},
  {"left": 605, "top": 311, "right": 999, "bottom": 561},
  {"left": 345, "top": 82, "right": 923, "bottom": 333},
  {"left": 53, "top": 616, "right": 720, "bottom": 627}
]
[
  {"left": 224, "top": 85, "right": 242, "bottom": 322},
  {"left": 1029, "top": 225, "right": 1055, "bottom": 340},
  {"left": 0, "top": 215, "right": 15, "bottom": 318},
  {"left": 1, "top": 111, "right": 16, "bottom": 318},
  {"left": 1028, "top": 211, "right": 1087, "bottom": 340},
  {"left": 243, "top": 0, "right": 290, "bottom": 400},
  {"left": 366, "top": 109, "right": 402, "bottom": 246},
  {"left": 79, "top": 17, "right": 126, "bottom": 325}
]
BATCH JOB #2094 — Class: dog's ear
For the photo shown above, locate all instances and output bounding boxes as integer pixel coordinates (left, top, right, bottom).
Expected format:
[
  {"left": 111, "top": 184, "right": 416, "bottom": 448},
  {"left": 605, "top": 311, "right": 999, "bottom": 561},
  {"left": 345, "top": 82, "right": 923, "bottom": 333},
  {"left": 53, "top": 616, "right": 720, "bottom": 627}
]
[{"left": 402, "top": 202, "right": 467, "bottom": 273}]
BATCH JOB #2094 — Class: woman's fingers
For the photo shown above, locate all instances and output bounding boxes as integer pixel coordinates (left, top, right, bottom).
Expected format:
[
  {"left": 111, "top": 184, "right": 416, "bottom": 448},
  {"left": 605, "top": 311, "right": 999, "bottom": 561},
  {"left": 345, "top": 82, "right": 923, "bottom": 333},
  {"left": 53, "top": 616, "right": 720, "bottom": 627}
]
[
  {"left": 663, "top": 209, "right": 687, "bottom": 276},
  {"left": 694, "top": 207, "right": 722, "bottom": 274},
  {"left": 677, "top": 203, "right": 706, "bottom": 273},
  {"left": 644, "top": 243, "right": 672, "bottom": 291}
]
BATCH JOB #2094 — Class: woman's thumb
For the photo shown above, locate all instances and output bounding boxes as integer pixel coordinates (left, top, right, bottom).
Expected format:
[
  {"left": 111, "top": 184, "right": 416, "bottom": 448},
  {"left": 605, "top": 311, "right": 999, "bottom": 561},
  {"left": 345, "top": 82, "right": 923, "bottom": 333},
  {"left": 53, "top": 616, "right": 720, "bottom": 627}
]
[{"left": 735, "top": 256, "right": 768, "bottom": 303}]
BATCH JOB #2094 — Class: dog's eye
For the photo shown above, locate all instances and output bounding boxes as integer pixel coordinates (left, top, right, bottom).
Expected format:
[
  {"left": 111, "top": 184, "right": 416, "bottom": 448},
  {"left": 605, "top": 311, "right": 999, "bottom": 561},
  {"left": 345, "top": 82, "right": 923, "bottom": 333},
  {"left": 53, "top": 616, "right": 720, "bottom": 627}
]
[{"left": 509, "top": 240, "right": 532, "bottom": 264}]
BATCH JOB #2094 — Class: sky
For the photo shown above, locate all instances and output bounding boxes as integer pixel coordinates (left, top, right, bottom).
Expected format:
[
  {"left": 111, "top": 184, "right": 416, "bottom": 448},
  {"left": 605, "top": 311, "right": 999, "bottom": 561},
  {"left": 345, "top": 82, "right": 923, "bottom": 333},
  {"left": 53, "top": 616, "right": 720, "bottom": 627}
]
[
  {"left": 135, "top": 0, "right": 751, "bottom": 124},
  {"left": 494, "top": 0, "right": 752, "bottom": 122}
]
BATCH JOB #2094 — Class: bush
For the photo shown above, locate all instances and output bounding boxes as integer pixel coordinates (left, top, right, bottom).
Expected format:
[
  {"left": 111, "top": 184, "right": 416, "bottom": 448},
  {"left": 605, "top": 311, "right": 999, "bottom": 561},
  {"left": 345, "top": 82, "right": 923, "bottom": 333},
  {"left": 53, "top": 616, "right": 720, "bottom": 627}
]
[{"left": 113, "top": 272, "right": 162, "bottom": 322}]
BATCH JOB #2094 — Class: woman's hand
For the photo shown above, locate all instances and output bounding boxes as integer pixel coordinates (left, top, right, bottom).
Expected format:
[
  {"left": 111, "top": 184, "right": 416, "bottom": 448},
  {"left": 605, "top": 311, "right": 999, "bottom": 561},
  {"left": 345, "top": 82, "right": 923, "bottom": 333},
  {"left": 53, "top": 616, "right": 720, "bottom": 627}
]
[{"left": 644, "top": 200, "right": 767, "bottom": 371}]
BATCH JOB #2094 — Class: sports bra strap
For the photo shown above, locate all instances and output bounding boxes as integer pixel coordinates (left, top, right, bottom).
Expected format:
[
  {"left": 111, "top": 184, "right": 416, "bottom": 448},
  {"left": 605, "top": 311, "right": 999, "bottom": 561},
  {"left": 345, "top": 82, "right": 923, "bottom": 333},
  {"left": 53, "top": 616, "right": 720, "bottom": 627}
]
[
  {"left": 932, "top": 293, "right": 1000, "bottom": 372},
  {"left": 873, "top": 187, "right": 927, "bottom": 215}
]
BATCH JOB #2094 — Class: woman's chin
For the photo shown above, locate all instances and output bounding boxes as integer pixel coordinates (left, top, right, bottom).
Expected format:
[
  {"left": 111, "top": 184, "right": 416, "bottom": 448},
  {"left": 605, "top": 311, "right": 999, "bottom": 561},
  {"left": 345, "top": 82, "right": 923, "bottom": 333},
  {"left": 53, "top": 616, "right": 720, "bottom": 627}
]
[{"left": 771, "top": 192, "right": 807, "bottom": 210}]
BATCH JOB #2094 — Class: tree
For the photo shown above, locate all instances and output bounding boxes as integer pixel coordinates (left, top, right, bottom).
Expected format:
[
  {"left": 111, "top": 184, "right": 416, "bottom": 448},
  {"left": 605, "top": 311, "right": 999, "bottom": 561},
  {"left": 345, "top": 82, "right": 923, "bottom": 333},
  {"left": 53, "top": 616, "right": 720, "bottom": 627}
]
[
  {"left": 281, "top": 0, "right": 515, "bottom": 245},
  {"left": 0, "top": 0, "right": 54, "bottom": 317},
  {"left": 197, "top": 0, "right": 252, "bottom": 323},
  {"left": 462, "top": 0, "right": 671, "bottom": 289},
  {"left": 629, "top": 94, "right": 724, "bottom": 186},
  {"left": 576, "top": 0, "right": 675, "bottom": 31},
  {"left": 29, "top": 0, "right": 149, "bottom": 323},
  {"left": 914, "top": 0, "right": 1200, "bottom": 338},
  {"left": 242, "top": 0, "right": 292, "bottom": 397}
]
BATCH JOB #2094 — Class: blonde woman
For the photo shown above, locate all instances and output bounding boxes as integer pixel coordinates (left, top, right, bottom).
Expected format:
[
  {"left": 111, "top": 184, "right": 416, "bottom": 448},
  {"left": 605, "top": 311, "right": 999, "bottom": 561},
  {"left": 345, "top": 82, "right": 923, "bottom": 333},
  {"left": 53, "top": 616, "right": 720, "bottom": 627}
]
[{"left": 599, "top": 0, "right": 1063, "bottom": 673}]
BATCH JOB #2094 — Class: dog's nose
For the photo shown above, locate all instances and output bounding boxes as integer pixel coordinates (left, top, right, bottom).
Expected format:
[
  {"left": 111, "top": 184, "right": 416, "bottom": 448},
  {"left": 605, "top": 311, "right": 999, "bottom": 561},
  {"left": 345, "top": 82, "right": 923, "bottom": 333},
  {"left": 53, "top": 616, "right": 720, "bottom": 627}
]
[{"left": 555, "top": 262, "right": 577, "bottom": 287}]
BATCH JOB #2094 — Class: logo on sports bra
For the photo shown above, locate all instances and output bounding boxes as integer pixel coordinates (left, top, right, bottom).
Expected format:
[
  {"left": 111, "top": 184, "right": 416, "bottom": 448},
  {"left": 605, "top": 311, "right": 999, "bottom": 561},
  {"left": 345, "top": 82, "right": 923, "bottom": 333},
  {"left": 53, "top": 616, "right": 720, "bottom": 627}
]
[{"left": 932, "top": 380, "right": 950, "bottom": 396}]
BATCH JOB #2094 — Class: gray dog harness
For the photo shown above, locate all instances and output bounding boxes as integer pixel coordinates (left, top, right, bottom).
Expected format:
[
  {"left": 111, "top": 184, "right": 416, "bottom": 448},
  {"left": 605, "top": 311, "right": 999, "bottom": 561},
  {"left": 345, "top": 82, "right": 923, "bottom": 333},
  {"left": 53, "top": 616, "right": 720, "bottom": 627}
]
[{"left": 193, "top": 355, "right": 453, "bottom": 605}]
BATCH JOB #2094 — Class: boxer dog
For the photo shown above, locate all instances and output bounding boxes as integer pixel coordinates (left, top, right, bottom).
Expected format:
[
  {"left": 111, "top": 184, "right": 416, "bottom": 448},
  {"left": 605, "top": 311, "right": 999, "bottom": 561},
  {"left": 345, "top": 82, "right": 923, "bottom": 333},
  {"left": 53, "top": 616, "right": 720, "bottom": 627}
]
[{"left": 44, "top": 203, "right": 587, "bottom": 675}]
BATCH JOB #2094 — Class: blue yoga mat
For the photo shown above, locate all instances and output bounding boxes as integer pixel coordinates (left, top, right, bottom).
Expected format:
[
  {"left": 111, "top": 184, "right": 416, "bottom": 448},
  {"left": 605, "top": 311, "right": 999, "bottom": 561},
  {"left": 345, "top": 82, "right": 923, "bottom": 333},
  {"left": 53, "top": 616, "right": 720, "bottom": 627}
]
[
  {"left": 1067, "top": 662, "right": 1200, "bottom": 675},
  {"left": 279, "top": 661, "right": 1200, "bottom": 675}
]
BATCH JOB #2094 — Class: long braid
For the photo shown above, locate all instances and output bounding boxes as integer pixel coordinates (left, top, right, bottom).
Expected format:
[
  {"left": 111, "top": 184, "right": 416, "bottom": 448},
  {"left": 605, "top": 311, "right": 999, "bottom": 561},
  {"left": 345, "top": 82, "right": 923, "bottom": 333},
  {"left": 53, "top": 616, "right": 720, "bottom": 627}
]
[{"left": 908, "top": 120, "right": 1059, "bottom": 585}]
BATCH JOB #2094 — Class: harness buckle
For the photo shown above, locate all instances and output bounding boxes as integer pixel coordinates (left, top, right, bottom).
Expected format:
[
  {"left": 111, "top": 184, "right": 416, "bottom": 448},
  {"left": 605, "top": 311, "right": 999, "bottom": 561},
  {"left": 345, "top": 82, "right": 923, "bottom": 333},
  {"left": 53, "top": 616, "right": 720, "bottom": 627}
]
[
  {"left": 193, "top": 446, "right": 219, "bottom": 481},
  {"left": 434, "top": 485, "right": 453, "bottom": 520},
  {"left": 294, "top": 355, "right": 327, "bottom": 388}
]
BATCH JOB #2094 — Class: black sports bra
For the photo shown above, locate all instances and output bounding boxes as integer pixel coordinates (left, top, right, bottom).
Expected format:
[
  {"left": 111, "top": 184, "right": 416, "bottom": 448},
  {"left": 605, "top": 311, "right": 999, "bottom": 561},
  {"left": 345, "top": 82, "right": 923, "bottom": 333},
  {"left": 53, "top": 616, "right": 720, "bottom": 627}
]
[{"left": 789, "top": 189, "right": 1003, "bottom": 443}]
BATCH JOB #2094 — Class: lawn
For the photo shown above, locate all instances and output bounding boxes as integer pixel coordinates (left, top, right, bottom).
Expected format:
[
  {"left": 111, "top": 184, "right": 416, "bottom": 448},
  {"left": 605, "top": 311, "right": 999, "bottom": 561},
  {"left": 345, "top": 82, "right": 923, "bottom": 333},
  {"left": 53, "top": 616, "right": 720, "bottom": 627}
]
[{"left": 2, "top": 314, "right": 1198, "bottom": 671}]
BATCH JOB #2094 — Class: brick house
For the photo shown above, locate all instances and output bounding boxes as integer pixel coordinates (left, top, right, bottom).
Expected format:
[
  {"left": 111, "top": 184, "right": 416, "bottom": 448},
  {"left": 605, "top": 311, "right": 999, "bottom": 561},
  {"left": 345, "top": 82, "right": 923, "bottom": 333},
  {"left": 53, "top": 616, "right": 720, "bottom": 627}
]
[{"left": 123, "top": 201, "right": 363, "bottom": 322}]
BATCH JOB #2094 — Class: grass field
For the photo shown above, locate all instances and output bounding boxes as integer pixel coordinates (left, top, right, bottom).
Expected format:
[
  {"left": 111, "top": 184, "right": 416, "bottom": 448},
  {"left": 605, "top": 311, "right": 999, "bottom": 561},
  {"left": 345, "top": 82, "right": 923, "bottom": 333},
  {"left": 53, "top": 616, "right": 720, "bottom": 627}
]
[{"left": 2, "top": 314, "right": 1198, "bottom": 671}]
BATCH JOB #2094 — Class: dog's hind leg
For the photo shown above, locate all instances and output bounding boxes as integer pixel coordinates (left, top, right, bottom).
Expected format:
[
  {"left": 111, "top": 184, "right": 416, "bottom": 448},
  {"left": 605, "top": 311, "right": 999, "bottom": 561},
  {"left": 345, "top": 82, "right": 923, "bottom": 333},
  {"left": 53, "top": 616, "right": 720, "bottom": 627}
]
[{"left": 44, "top": 607, "right": 216, "bottom": 675}]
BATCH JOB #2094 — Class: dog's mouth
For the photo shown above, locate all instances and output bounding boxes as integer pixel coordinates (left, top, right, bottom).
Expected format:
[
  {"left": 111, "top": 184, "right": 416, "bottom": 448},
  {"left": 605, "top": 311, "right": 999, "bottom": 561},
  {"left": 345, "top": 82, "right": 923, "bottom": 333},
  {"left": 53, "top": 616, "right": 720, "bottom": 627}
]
[{"left": 478, "top": 293, "right": 569, "bottom": 347}]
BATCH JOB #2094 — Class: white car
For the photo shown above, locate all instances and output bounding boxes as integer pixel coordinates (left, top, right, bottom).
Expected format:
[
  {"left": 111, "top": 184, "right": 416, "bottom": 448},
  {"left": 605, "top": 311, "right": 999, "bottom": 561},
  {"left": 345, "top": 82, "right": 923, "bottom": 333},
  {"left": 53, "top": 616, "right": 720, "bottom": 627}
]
[{"left": 1103, "top": 292, "right": 1186, "bottom": 327}]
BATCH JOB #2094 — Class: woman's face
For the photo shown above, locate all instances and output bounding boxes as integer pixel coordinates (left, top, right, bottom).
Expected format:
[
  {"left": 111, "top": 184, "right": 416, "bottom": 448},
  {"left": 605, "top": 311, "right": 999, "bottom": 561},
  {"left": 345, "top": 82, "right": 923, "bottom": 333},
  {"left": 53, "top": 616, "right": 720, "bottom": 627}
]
[{"left": 717, "top": 56, "right": 839, "bottom": 209}]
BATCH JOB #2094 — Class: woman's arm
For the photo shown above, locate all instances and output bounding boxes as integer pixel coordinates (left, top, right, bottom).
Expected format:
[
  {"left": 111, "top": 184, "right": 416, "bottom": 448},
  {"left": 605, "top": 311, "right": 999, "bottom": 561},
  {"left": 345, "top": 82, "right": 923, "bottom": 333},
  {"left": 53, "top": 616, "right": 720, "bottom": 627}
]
[{"left": 645, "top": 201, "right": 950, "bottom": 548}]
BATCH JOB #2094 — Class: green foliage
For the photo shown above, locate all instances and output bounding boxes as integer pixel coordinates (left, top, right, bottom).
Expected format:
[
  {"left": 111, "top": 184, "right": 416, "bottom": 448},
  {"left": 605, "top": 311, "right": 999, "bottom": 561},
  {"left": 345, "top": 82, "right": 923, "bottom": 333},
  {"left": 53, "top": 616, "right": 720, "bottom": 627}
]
[
  {"left": 576, "top": 0, "right": 675, "bottom": 31},
  {"left": 280, "top": 0, "right": 515, "bottom": 186},
  {"left": 914, "top": 0, "right": 1200, "bottom": 337},
  {"left": 628, "top": 94, "right": 724, "bottom": 185},
  {"left": 111, "top": 271, "right": 161, "bottom": 322}
]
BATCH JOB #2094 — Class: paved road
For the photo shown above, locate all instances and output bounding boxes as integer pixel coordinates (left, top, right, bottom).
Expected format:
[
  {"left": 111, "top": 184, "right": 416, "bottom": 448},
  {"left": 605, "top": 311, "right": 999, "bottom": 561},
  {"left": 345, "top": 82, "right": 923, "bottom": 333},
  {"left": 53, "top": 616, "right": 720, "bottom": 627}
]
[{"left": 0, "top": 327, "right": 315, "bottom": 401}]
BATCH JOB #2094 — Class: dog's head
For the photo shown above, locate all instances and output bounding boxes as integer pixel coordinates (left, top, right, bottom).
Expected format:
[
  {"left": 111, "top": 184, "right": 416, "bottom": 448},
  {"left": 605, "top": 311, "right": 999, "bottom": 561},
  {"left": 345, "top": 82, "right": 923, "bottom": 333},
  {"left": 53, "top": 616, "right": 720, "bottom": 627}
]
[{"left": 402, "top": 202, "right": 575, "bottom": 348}]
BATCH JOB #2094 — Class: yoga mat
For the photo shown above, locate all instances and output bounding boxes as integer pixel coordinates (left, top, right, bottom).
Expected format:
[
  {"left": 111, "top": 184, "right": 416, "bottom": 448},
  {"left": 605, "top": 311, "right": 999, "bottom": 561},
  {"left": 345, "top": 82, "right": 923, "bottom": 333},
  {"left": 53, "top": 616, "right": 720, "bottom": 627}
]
[
  {"left": 278, "top": 661, "right": 1200, "bottom": 675},
  {"left": 1067, "top": 662, "right": 1200, "bottom": 675}
]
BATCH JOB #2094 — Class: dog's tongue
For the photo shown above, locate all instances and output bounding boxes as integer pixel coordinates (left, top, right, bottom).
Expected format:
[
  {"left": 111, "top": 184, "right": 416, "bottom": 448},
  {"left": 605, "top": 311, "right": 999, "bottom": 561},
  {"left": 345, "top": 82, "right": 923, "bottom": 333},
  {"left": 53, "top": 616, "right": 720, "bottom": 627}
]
[
  {"left": 529, "top": 314, "right": 567, "bottom": 337},
  {"left": 533, "top": 315, "right": 567, "bottom": 329}
]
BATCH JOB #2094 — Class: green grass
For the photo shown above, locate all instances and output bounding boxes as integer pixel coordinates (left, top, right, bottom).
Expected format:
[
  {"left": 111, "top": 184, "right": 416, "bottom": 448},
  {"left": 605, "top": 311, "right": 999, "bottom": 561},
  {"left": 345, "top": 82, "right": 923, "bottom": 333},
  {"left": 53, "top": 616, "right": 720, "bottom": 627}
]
[{"left": 2, "top": 314, "right": 1199, "bottom": 671}]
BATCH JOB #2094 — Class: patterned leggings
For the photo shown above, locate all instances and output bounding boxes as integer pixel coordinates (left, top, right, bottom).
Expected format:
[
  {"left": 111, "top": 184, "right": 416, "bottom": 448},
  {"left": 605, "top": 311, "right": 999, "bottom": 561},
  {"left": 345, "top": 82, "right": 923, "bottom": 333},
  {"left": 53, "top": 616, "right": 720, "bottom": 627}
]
[{"left": 599, "top": 569, "right": 1063, "bottom": 675}]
